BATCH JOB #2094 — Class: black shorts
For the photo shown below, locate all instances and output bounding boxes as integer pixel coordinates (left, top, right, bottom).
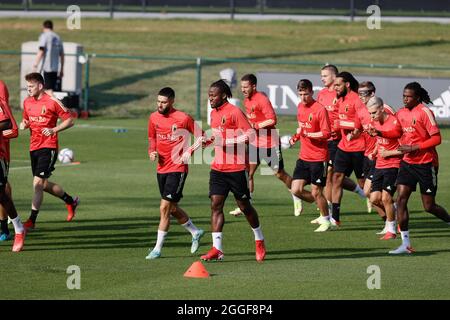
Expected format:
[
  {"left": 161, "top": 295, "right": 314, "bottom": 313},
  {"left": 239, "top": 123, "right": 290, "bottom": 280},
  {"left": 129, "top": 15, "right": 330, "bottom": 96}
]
[
  {"left": 0, "top": 159, "right": 9, "bottom": 187},
  {"left": 396, "top": 161, "right": 437, "bottom": 196},
  {"left": 43, "top": 72, "right": 60, "bottom": 91},
  {"left": 362, "top": 156, "right": 376, "bottom": 180},
  {"left": 157, "top": 172, "right": 187, "bottom": 203},
  {"left": 209, "top": 170, "right": 251, "bottom": 201},
  {"left": 333, "top": 148, "right": 364, "bottom": 179},
  {"left": 371, "top": 168, "right": 398, "bottom": 196},
  {"left": 249, "top": 144, "right": 284, "bottom": 171},
  {"left": 30, "top": 148, "right": 58, "bottom": 179},
  {"left": 327, "top": 140, "right": 340, "bottom": 167},
  {"left": 292, "top": 159, "right": 327, "bottom": 186}
]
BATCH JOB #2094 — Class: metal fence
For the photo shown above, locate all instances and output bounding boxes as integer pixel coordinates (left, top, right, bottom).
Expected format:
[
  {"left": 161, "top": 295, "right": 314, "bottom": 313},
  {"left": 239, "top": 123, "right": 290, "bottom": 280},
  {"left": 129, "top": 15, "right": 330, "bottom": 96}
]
[{"left": 2, "top": 1, "right": 449, "bottom": 16}]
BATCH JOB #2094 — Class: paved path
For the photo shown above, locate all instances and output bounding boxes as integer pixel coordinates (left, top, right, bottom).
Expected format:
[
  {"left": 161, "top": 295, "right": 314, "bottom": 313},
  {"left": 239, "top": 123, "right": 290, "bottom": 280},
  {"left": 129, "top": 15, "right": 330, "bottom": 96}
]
[{"left": 1, "top": 10, "right": 449, "bottom": 24}]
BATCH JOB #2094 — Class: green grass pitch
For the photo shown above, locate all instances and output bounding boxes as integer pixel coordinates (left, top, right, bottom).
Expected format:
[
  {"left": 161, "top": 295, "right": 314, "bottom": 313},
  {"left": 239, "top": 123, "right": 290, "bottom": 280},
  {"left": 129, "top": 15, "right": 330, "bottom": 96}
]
[
  {"left": 0, "top": 17, "right": 449, "bottom": 300},
  {"left": 1, "top": 115, "right": 449, "bottom": 299}
]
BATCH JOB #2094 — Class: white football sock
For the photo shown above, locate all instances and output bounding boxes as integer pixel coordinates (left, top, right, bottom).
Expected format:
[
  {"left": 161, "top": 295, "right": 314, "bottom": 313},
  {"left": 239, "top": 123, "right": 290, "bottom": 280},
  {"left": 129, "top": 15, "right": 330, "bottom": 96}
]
[
  {"left": 11, "top": 216, "right": 24, "bottom": 234},
  {"left": 400, "top": 231, "right": 411, "bottom": 247},
  {"left": 181, "top": 219, "right": 199, "bottom": 236},
  {"left": 252, "top": 226, "right": 264, "bottom": 241},
  {"left": 353, "top": 185, "right": 366, "bottom": 198},
  {"left": 212, "top": 232, "right": 223, "bottom": 251},
  {"left": 387, "top": 220, "right": 396, "bottom": 234},
  {"left": 154, "top": 230, "right": 167, "bottom": 252}
]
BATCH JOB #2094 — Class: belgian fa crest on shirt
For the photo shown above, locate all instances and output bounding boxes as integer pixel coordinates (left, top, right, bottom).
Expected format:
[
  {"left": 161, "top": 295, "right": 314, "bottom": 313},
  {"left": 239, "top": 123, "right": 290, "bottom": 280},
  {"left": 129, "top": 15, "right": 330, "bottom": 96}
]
[
  {"left": 172, "top": 124, "right": 177, "bottom": 133},
  {"left": 41, "top": 105, "right": 47, "bottom": 115},
  {"left": 221, "top": 116, "right": 226, "bottom": 125},
  {"left": 308, "top": 113, "right": 313, "bottom": 122}
]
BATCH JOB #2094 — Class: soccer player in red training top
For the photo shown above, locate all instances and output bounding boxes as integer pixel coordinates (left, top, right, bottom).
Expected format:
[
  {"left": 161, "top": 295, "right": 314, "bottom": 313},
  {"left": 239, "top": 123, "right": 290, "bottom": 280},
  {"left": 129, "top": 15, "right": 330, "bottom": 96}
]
[
  {"left": 357, "top": 81, "right": 395, "bottom": 226},
  {"left": 389, "top": 82, "right": 450, "bottom": 254},
  {"left": 201, "top": 80, "right": 266, "bottom": 262},
  {"left": 238, "top": 73, "right": 303, "bottom": 216},
  {"left": 366, "top": 96, "right": 403, "bottom": 241},
  {"left": 20, "top": 73, "right": 79, "bottom": 230},
  {"left": 331, "top": 72, "right": 366, "bottom": 226},
  {"left": 312, "top": 65, "right": 366, "bottom": 225},
  {"left": 0, "top": 80, "right": 26, "bottom": 252},
  {"left": 289, "top": 79, "right": 332, "bottom": 232},
  {"left": 146, "top": 87, "right": 205, "bottom": 259}
]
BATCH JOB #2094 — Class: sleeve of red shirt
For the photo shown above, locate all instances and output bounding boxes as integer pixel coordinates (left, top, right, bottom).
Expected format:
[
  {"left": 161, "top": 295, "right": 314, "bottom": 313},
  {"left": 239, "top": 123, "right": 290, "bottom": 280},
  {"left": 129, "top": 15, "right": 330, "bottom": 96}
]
[
  {"left": 22, "top": 101, "right": 29, "bottom": 121},
  {"left": 380, "top": 117, "right": 402, "bottom": 139},
  {"left": 0, "top": 104, "right": 10, "bottom": 123},
  {"left": 0, "top": 81, "right": 9, "bottom": 104},
  {"left": 317, "top": 107, "right": 331, "bottom": 139},
  {"left": 354, "top": 103, "right": 364, "bottom": 130},
  {"left": 52, "top": 98, "right": 72, "bottom": 121},
  {"left": 185, "top": 115, "right": 205, "bottom": 154},
  {"left": 421, "top": 106, "right": 440, "bottom": 137},
  {"left": 148, "top": 116, "right": 156, "bottom": 155},
  {"left": 419, "top": 133, "right": 441, "bottom": 150},
  {"left": 254, "top": 97, "right": 277, "bottom": 129},
  {"left": 338, "top": 103, "right": 362, "bottom": 130},
  {"left": 1, "top": 101, "right": 18, "bottom": 139},
  {"left": 224, "top": 109, "right": 252, "bottom": 145}
]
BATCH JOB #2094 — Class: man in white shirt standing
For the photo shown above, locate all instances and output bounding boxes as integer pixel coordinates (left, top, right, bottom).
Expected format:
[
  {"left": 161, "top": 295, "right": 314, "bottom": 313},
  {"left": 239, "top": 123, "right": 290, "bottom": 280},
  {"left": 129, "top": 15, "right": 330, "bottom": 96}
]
[{"left": 32, "top": 20, "right": 64, "bottom": 96}]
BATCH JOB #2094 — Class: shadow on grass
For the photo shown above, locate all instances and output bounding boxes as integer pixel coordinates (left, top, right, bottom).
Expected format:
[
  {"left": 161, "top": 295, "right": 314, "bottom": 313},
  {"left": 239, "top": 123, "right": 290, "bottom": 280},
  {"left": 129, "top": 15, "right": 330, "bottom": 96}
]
[
  {"left": 89, "top": 62, "right": 196, "bottom": 111},
  {"left": 245, "top": 39, "right": 450, "bottom": 61},
  {"left": 230, "top": 246, "right": 450, "bottom": 262}
]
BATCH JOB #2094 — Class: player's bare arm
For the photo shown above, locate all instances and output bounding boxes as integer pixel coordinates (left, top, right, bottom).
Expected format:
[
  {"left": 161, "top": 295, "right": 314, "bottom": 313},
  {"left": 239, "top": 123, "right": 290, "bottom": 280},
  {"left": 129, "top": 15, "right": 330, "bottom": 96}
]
[{"left": 42, "top": 117, "right": 74, "bottom": 136}]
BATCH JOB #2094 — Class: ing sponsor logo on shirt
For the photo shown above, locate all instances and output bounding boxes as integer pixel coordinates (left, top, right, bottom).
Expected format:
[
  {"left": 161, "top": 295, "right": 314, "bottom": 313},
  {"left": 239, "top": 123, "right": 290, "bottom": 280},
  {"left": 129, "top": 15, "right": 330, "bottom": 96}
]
[
  {"left": 402, "top": 125, "right": 415, "bottom": 133},
  {"left": 299, "top": 121, "right": 312, "bottom": 129},
  {"left": 29, "top": 116, "right": 48, "bottom": 123},
  {"left": 156, "top": 133, "right": 179, "bottom": 141}
]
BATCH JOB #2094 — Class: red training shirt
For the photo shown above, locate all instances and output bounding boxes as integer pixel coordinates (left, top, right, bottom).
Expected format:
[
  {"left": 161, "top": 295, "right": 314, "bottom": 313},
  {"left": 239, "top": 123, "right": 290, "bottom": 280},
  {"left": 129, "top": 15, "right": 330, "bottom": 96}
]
[
  {"left": 148, "top": 108, "right": 203, "bottom": 174},
  {"left": 210, "top": 101, "right": 252, "bottom": 173},
  {"left": 372, "top": 114, "right": 403, "bottom": 169},
  {"left": 396, "top": 103, "right": 440, "bottom": 165},
  {"left": 244, "top": 91, "right": 278, "bottom": 149},
  {"left": 22, "top": 93, "right": 72, "bottom": 152},
  {"left": 0, "top": 80, "right": 18, "bottom": 161},
  {"left": 317, "top": 87, "right": 340, "bottom": 141},
  {"left": 296, "top": 100, "right": 331, "bottom": 162},
  {"left": 336, "top": 91, "right": 366, "bottom": 152}
]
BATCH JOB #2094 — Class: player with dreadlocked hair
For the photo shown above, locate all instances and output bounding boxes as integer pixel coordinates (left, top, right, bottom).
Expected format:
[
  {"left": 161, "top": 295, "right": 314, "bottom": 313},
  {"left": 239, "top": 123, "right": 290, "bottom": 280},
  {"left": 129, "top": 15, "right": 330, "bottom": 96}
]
[
  {"left": 201, "top": 79, "right": 266, "bottom": 262},
  {"left": 389, "top": 82, "right": 450, "bottom": 254}
]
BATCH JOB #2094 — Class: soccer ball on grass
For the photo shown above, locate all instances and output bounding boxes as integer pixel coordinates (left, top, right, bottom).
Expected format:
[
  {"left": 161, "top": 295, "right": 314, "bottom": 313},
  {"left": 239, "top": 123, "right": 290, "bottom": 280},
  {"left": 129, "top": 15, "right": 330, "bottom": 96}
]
[{"left": 58, "top": 148, "right": 74, "bottom": 164}]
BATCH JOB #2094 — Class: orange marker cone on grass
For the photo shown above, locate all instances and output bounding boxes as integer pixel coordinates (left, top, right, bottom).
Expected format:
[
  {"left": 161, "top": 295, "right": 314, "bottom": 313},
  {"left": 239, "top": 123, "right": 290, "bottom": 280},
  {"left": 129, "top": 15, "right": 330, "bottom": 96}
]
[{"left": 184, "top": 261, "right": 210, "bottom": 278}]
